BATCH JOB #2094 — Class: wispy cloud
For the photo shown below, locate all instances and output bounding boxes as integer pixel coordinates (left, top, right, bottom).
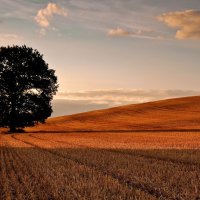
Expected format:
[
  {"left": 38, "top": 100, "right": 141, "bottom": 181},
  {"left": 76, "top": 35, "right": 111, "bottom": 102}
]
[
  {"left": 158, "top": 10, "right": 200, "bottom": 40},
  {"left": 56, "top": 89, "right": 200, "bottom": 106},
  {"left": 35, "top": 3, "right": 67, "bottom": 28},
  {"left": 108, "top": 27, "right": 131, "bottom": 37},
  {"left": 107, "top": 27, "right": 165, "bottom": 40},
  {"left": 64, "top": 0, "right": 164, "bottom": 39}
]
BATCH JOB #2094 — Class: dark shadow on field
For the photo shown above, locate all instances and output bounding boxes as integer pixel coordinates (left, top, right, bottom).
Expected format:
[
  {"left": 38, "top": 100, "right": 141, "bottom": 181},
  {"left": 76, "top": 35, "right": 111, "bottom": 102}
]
[
  {"left": 1, "top": 147, "right": 200, "bottom": 199},
  {"left": 2, "top": 129, "right": 200, "bottom": 135},
  {"left": 2, "top": 146, "right": 200, "bottom": 165},
  {"left": 27, "top": 129, "right": 200, "bottom": 134}
]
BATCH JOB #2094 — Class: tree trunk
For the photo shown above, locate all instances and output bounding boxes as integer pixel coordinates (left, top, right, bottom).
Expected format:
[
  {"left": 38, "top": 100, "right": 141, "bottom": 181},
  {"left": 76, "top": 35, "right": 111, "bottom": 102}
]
[
  {"left": 9, "top": 125, "right": 16, "bottom": 133},
  {"left": 9, "top": 93, "right": 17, "bottom": 133}
]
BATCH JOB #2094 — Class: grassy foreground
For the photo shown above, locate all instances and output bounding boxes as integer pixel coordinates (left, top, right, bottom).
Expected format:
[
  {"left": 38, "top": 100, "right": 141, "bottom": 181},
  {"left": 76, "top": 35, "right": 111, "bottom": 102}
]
[{"left": 1, "top": 132, "right": 200, "bottom": 200}]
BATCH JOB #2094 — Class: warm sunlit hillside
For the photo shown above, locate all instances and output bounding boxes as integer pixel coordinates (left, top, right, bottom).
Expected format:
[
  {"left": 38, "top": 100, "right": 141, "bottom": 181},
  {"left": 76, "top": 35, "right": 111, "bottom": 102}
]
[{"left": 27, "top": 96, "right": 200, "bottom": 132}]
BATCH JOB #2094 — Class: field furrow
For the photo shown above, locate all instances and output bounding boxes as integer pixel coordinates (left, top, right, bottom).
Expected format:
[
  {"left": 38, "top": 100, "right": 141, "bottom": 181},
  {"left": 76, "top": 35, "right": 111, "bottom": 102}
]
[
  {"left": 31, "top": 134, "right": 200, "bottom": 199},
  {"left": 25, "top": 134, "right": 184, "bottom": 199},
  {"left": 6, "top": 146, "right": 52, "bottom": 200},
  {"left": 14, "top": 134, "right": 199, "bottom": 199},
  {"left": 0, "top": 148, "right": 11, "bottom": 199},
  {"left": 30, "top": 133, "right": 200, "bottom": 166},
  {"left": 1, "top": 130, "right": 200, "bottom": 200},
  {"left": 2, "top": 147, "right": 20, "bottom": 200},
  {"left": 9, "top": 134, "right": 153, "bottom": 200}
]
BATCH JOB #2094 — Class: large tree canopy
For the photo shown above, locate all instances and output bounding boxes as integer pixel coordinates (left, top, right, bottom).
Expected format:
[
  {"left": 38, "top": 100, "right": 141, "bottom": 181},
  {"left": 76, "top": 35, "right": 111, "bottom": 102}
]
[{"left": 0, "top": 45, "right": 58, "bottom": 132}]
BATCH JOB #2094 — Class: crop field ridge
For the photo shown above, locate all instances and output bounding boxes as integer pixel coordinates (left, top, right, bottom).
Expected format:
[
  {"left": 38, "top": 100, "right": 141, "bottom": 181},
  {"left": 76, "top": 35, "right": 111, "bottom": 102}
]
[{"left": 26, "top": 96, "right": 200, "bottom": 133}]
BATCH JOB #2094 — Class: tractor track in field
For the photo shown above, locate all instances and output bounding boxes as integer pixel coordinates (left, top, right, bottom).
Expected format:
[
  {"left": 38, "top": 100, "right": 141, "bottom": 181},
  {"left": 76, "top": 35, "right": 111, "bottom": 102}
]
[
  {"left": 4, "top": 137, "right": 87, "bottom": 200},
  {"left": 6, "top": 146, "right": 58, "bottom": 200},
  {"left": 1, "top": 139, "right": 54, "bottom": 200},
  {"left": 11, "top": 134, "right": 179, "bottom": 200},
  {"left": 0, "top": 147, "right": 13, "bottom": 199},
  {"left": 2, "top": 147, "right": 24, "bottom": 200},
  {"left": 29, "top": 133, "right": 200, "bottom": 167},
  {"left": 9, "top": 135, "right": 140, "bottom": 200},
  {"left": 6, "top": 146, "right": 38, "bottom": 199}
]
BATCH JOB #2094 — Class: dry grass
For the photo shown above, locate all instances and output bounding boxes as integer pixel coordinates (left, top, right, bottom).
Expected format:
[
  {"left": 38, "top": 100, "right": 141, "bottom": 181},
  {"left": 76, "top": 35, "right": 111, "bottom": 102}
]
[
  {"left": 1, "top": 131, "right": 200, "bottom": 199},
  {"left": 0, "top": 133, "right": 155, "bottom": 200}
]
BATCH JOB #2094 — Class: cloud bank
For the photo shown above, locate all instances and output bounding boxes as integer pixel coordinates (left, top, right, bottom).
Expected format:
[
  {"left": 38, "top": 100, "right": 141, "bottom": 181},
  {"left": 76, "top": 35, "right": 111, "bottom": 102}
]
[
  {"left": 158, "top": 10, "right": 200, "bottom": 40},
  {"left": 35, "top": 3, "right": 67, "bottom": 28},
  {"left": 57, "top": 89, "right": 200, "bottom": 105},
  {"left": 52, "top": 89, "right": 200, "bottom": 116}
]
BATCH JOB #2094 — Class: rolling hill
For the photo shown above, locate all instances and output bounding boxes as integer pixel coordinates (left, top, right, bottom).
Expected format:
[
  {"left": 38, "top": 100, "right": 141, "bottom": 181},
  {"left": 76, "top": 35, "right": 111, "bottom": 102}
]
[{"left": 27, "top": 96, "right": 200, "bottom": 132}]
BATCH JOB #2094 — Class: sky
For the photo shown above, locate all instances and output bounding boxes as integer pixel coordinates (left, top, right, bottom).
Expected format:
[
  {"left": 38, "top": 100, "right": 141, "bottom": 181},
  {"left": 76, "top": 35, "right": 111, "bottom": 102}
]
[{"left": 1, "top": 0, "right": 200, "bottom": 116}]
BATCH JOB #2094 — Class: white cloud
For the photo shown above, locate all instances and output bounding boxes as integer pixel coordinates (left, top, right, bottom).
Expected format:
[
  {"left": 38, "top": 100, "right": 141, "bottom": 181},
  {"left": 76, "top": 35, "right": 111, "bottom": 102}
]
[
  {"left": 158, "top": 10, "right": 200, "bottom": 40},
  {"left": 35, "top": 3, "right": 67, "bottom": 28}
]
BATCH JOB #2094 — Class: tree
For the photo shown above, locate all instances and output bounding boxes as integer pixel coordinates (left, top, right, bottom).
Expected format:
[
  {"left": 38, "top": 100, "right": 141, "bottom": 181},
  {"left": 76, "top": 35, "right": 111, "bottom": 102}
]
[{"left": 0, "top": 45, "right": 58, "bottom": 132}]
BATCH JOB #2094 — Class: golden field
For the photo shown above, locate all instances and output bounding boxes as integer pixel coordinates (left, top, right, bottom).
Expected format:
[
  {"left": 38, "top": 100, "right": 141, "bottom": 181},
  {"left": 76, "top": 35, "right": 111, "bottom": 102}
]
[
  {"left": 27, "top": 96, "right": 200, "bottom": 132},
  {"left": 1, "top": 96, "right": 200, "bottom": 199}
]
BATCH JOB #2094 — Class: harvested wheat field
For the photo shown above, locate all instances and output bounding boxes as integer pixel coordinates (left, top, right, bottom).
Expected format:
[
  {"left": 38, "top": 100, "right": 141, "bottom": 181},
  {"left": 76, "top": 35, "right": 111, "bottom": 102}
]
[
  {"left": 1, "top": 96, "right": 200, "bottom": 200},
  {"left": 28, "top": 96, "right": 200, "bottom": 132}
]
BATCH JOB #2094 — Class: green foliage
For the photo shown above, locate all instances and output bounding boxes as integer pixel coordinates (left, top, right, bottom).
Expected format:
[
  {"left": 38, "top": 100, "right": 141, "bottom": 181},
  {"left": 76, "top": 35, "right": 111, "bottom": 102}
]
[{"left": 0, "top": 45, "right": 58, "bottom": 132}]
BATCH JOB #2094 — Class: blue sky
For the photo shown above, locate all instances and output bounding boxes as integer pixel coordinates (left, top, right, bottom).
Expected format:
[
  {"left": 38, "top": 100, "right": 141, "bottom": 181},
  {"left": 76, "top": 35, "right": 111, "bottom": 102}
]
[{"left": 1, "top": 0, "right": 200, "bottom": 116}]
